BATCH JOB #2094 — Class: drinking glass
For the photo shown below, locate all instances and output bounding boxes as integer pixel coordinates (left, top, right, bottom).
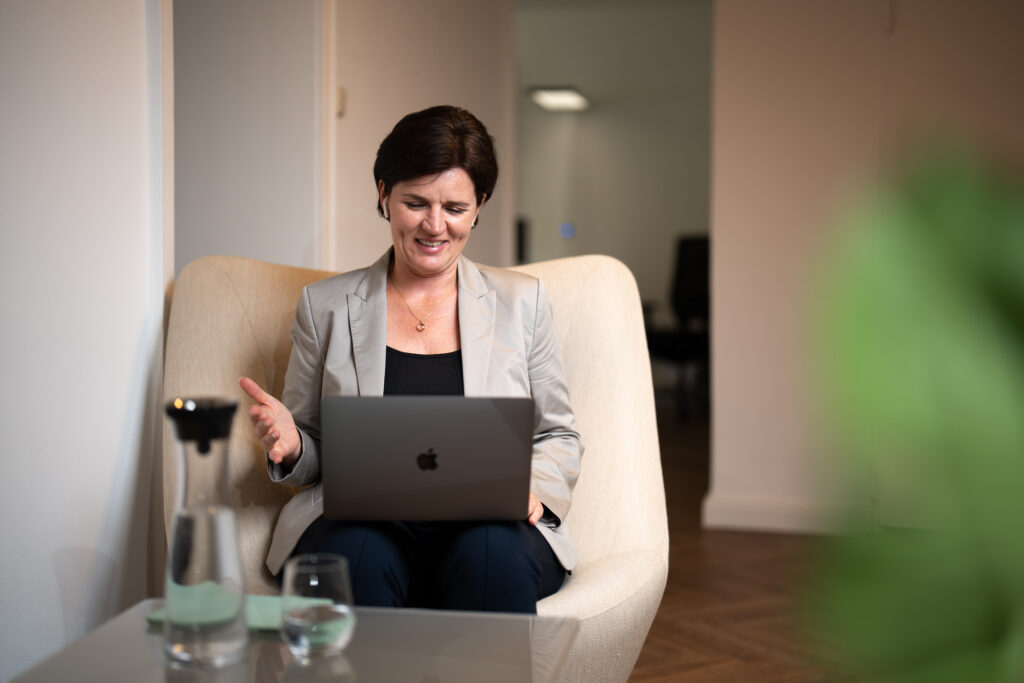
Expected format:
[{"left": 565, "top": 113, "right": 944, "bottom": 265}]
[{"left": 280, "top": 554, "right": 357, "bottom": 661}]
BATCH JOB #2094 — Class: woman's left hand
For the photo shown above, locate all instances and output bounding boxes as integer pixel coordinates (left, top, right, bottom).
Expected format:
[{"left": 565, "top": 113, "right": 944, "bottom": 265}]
[{"left": 527, "top": 492, "right": 544, "bottom": 525}]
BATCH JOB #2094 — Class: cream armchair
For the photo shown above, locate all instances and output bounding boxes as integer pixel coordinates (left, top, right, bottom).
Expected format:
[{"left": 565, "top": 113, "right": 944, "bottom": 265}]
[{"left": 160, "top": 254, "right": 667, "bottom": 682}]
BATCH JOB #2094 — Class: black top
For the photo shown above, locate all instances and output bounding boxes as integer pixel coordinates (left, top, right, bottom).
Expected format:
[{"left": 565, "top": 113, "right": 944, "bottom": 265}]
[{"left": 383, "top": 346, "right": 464, "bottom": 396}]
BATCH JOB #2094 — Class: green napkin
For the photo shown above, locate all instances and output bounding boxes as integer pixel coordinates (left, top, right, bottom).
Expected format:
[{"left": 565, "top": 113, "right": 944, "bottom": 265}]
[{"left": 148, "top": 593, "right": 332, "bottom": 632}]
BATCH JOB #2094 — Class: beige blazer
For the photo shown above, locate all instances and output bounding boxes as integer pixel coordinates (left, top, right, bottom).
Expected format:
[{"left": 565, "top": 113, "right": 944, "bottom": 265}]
[{"left": 265, "top": 250, "right": 583, "bottom": 575}]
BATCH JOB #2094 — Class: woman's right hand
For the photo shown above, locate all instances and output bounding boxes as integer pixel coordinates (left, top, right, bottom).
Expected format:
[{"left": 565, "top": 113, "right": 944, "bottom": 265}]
[{"left": 239, "top": 377, "right": 301, "bottom": 466}]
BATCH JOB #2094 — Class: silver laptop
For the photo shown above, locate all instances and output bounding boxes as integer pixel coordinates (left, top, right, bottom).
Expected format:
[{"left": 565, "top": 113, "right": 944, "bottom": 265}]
[{"left": 320, "top": 396, "right": 534, "bottom": 521}]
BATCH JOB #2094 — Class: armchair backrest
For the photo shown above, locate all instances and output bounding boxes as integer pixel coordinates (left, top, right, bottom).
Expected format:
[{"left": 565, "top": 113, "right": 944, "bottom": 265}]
[
  {"left": 160, "top": 254, "right": 665, "bottom": 595},
  {"left": 161, "top": 256, "right": 333, "bottom": 593}
]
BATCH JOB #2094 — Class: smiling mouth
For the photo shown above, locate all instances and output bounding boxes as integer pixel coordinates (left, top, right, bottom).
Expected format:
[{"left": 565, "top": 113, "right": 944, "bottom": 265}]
[{"left": 416, "top": 239, "right": 446, "bottom": 248}]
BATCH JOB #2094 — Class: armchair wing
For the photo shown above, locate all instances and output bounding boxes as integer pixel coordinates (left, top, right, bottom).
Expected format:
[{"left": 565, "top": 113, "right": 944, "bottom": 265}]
[{"left": 513, "top": 256, "right": 668, "bottom": 683}]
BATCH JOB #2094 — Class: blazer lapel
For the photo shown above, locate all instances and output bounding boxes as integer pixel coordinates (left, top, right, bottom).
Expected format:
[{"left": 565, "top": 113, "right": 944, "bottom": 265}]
[
  {"left": 349, "top": 251, "right": 390, "bottom": 396},
  {"left": 458, "top": 257, "right": 496, "bottom": 397}
]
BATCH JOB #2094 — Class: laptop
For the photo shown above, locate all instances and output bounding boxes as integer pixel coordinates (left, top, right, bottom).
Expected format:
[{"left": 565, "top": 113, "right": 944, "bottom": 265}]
[{"left": 320, "top": 396, "right": 535, "bottom": 521}]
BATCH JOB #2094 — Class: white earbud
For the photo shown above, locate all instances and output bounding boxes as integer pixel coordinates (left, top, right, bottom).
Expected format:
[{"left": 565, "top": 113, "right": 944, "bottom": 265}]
[{"left": 381, "top": 199, "right": 390, "bottom": 220}]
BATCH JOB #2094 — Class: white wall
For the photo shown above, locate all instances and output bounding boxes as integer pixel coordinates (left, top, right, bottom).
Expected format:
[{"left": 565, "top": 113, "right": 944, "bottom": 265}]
[
  {"left": 174, "top": 0, "right": 322, "bottom": 274},
  {"left": 173, "top": 0, "right": 517, "bottom": 274},
  {"left": 333, "top": 0, "right": 518, "bottom": 272},
  {"left": 516, "top": 0, "right": 711, "bottom": 307},
  {"left": 707, "top": 0, "right": 1024, "bottom": 533},
  {"left": 0, "top": 0, "right": 169, "bottom": 678}
]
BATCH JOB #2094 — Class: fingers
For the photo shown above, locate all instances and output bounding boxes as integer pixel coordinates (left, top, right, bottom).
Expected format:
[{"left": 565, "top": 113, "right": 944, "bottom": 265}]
[
  {"left": 267, "top": 427, "right": 300, "bottom": 465},
  {"left": 239, "top": 376, "right": 273, "bottom": 405},
  {"left": 264, "top": 434, "right": 285, "bottom": 463},
  {"left": 257, "top": 420, "right": 279, "bottom": 446},
  {"left": 248, "top": 404, "right": 271, "bottom": 433},
  {"left": 256, "top": 419, "right": 291, "bottom": 463},
  {"left": 527, "top": 493, "right": 543, "bottom": 525},
  {"left": 246, "top": 402, "right": 283, "bottom": 460},
  {"left": 239, "top": 377, "right": 299, "bottom": 465}
]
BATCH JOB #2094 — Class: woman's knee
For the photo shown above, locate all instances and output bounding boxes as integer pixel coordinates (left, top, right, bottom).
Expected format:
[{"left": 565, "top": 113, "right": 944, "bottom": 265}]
[
  {"left": 438, "top": 522, "right": 541, "bottom": 613},
  {"left": 294, "top": 520, "right": 412, "bottom": 607}
]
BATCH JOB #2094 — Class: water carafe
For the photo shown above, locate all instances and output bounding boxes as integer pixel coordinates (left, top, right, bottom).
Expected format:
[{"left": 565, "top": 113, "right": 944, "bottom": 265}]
[{"left": 164, "top": 398, "right": 247, "bottom": 666}]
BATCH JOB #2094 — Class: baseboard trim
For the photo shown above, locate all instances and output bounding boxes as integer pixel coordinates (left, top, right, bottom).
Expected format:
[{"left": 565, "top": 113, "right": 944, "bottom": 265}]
[{"left": 702, "top": 492, "right": 842, "bottom": 534}]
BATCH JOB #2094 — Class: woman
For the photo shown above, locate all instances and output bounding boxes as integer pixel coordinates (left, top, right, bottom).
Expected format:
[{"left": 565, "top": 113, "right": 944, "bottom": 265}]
[{"left": 240, "top": 105, "right": 582, "bottom": 614}]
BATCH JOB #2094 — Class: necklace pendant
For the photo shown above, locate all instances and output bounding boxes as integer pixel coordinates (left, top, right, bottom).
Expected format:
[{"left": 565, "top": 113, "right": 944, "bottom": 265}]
[{"left": 416, "top": 321, "right": 426, "bottom": 332}]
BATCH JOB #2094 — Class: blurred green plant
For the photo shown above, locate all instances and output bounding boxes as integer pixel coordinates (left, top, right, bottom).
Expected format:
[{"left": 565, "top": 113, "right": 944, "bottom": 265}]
[{"left": 811, "top": 148, "right": 1024, "bottom": 683}]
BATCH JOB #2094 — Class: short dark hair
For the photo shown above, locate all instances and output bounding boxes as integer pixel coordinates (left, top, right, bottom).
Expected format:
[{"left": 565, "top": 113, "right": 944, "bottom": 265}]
[{"left": 373, "top": 105, "right": 498, "bottom": 217}]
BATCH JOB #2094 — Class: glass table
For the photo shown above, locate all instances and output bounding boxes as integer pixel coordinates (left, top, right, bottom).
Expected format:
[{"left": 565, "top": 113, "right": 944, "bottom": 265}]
[{"left": 14, "top": 599, "right": 578, "bottom": 682}]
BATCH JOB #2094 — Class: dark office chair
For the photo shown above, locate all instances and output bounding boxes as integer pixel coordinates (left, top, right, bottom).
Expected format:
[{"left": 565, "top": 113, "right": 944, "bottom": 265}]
[{"left": 645, "top": 235, "right": 710, "bottom": 416}]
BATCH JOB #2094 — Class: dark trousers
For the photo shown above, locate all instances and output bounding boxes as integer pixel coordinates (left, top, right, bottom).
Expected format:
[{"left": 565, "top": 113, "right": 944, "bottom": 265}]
[{"left": 290, "top": 517, "right": 566, "bottom": 614}]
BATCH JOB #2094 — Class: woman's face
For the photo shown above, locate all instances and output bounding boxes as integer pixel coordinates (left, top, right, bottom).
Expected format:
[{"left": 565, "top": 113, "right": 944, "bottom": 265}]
[{"left": 381, "top": 167, "right": 481, "bottom": 281}]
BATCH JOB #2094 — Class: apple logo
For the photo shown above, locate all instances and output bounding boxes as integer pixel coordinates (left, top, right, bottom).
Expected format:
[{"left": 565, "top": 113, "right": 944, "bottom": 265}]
[{"left": 417, "top": 448, "right": 439, "bottom": 471}]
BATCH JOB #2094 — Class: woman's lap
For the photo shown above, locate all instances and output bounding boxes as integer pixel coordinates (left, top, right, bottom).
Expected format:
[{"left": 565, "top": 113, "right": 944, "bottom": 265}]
[{"left": 289, "top": 517, "right": 564, "bottom": 614}]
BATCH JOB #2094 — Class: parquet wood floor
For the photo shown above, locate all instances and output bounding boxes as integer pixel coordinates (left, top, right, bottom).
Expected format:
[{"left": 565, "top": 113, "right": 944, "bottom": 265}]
[{"left": 629, "top": 400, "right": 845, "bottom": 682}]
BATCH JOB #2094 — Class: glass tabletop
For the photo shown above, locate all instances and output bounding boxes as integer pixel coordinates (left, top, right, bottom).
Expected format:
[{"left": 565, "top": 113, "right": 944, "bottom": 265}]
[{"left": 14, "top": 599, "right": 579, "bottom": 683}]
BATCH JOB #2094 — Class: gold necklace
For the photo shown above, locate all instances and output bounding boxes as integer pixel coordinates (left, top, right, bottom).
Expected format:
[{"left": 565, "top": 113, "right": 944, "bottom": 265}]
[{"left": 389, "top": 276, "right": 455, "bottom": 332}]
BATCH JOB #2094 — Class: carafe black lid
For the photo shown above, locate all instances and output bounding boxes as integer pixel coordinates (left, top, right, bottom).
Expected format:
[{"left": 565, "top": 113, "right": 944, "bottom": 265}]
[{"left": 166, "top": 398, "right": 237, "bottom": 454}]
